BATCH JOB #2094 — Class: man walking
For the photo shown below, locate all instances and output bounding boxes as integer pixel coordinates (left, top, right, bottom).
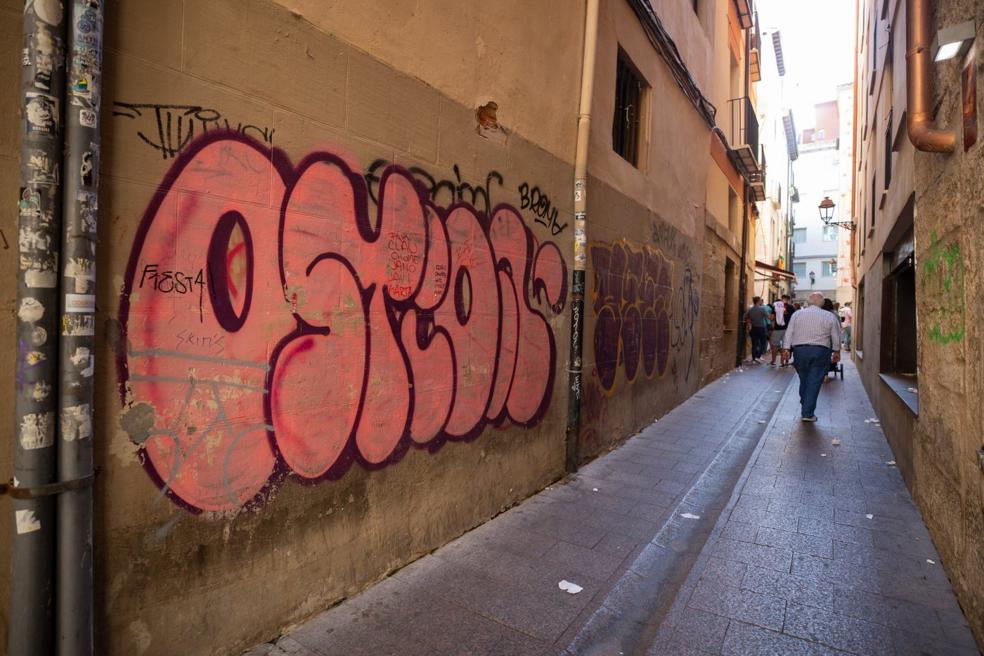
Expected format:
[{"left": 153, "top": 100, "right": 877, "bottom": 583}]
[
  {"left": 769, "top": 295, "right": 792, "bottom": 366},
  {"left": 745, "top": 296, "right": 770, "bottom": 364},
  {"left": 782, "top": 292, "right": 842, "bottom": 421}
]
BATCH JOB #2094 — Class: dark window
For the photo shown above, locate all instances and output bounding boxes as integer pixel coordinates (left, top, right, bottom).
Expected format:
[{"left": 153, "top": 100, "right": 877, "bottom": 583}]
[
  {"left": 870, "top": 174, "right": 876, "bottom": 229},
  {"left": 856, "top": 279, "right": 865, "bottom": 355},
  {"left": 884, "top": 110, "right": 893, "bottom": 189},
  {"left": 613, "top": 51, "right": 644, "bottom": 166},
  {"left": 881, "top": 256, "right": 917, "bottom": 375}
]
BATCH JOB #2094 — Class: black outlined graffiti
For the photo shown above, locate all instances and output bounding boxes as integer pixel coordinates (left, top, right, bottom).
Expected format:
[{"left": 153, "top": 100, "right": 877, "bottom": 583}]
[
  {"left": 112, "top": 102, "right": 276, "bottom": 159},
  {"left": 519, "top": 182, "right": 567, "bottom": 235},
  {"left": 365, "top": 160, "right": 504, "bottom": 218}
]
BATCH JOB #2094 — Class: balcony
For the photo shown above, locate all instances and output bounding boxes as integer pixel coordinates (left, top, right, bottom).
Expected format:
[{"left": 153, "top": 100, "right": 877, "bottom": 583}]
[
  {"left": 727, "top": 95, "right": 761, "bottom": 180},
  {"left": 749, "top": 13, "right": 762, "bottom": 82},
  {"left": 749, "top": 146, "right": 766, "bottom": 202}
]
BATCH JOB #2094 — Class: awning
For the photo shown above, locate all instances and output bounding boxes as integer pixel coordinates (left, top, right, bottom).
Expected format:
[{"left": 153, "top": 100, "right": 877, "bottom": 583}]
[{"left": 755, "top": 260, "right": 796, "bottom": 280}]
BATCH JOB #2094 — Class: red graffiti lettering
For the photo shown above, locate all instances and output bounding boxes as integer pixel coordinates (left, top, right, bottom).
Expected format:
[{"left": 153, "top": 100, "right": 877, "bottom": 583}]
[{"left": 118, "top": 133, "right": 568, "bottom": 513}]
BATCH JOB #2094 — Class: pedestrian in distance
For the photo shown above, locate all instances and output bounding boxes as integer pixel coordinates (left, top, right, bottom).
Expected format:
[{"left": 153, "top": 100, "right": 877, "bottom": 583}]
[
  {"left": 782, "top": 292, "right": 842, "bottom": 422},
  {"left": 770, "top": 294, "right": 792, "bottom": 366},
  {"left": 841, "top": 301, "right": 853, "bottom": 350},
  {"left": 744, "top": 296, "right": 770, "bottom": 364}
]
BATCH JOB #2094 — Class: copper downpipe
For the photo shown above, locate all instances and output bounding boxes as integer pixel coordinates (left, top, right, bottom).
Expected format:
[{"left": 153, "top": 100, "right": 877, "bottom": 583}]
[{"left": 906, "top": 0, "right": 956, "bottom": 152}]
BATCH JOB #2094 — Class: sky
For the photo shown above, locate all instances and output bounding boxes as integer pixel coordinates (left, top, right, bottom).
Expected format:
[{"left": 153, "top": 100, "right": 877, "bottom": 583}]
[{"left": 755, "top": 0, "right": 856, "bottom": 129}]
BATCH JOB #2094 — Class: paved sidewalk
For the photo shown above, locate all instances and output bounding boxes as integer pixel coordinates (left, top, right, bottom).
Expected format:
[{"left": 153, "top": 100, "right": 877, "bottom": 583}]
[{"left": 245, "top": 360, "right": 979, "bottom": 656}]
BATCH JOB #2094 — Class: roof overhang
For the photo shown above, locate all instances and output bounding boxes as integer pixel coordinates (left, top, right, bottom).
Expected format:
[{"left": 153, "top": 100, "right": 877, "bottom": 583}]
[{"left": 754, "top": 260, "right": 796, "bottom": 280}]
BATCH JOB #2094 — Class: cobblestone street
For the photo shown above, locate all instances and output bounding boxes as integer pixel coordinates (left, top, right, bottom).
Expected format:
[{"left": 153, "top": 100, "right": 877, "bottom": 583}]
[{"left": 247, "top": 360, "right": 979, "bottom": 656}]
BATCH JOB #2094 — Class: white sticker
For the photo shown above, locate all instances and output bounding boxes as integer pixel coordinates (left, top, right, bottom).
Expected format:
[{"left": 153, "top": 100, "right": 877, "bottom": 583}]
[
  {"left": 25, "top": 269, "right": 57, "bottom": 288},
  {"left": 19, "top": 412, "right": 54, "bottom": 449},
  {"left": 62, "top": 314, "right": 94, "bottom": 336},
  {"left": 64, "top": 258, "right": 94, "bottom": 293},
  {"left": 15, "top": 510, "right": 42, "bottom": 535},
  {"left": 61, "top": 403, "right": 92, "bottom": 441},
  {"left": 17, "top": 297, "right": 44, "bottom": 322},
  {"left": 65, "top": 293, "right": 95, "bottom": 313},
  {"left": 79, "top": 109, "right": 96, "bottom": 128}
]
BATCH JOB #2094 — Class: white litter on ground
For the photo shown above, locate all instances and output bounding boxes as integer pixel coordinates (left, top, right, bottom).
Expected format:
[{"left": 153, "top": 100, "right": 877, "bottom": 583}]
[
  {"left": 907, "top": 387, "right": 918, "bottom": 394},
  {"left": 821, "top": 453, "right": 827, "bottom": 457},
  {"left": 680, "top": 513, "right": 701, "bottom": 520},
  {"left": 558, "top": 580, "right": 583, "bottom": 594},
  {"left": 887, "top": 461, "right": 896, "bottom": 466},
  {"left": 757, "top": 420, "right": 766, "bottom": 424},
  {"left": 592, "top": 488, "right": 598, "bottom": 492},
  {"left": 832, "top": 439, "right": 842, "bottom": 446},
  {"left": 927, "top": 559, "right": 936, "bottom": 565},
  {"left": 865, "top": 514, "right": 874, "bottom": 519}
]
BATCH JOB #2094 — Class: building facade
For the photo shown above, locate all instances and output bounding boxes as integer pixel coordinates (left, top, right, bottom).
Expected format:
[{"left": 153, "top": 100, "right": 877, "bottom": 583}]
[
  {"left": 853, "top": 0, "right": 984, "bottom": 643},
  {"left": 2, "top": 0, "right": 765, "bottom": 652},
  {"left": 753, "top": 27, "right": 797, "bottom": 301},
  {"left": 790, "top": 100, "right": 846, "bottom": 302}
]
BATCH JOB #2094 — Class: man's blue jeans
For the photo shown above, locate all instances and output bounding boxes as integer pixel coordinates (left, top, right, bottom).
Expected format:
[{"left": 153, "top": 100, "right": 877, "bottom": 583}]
[{"left": 792, "top": 345, "right": 832, "bottom": 418}]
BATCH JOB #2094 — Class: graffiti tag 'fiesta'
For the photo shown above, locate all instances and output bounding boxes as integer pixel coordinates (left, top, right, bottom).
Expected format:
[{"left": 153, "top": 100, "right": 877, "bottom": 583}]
[{"left": 119, "top": 133, "right": 568, "bottom": 513}]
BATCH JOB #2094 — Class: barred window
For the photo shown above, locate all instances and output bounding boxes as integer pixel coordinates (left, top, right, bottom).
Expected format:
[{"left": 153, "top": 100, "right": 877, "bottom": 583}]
[{"left": 613, "top": 51, "right": 644, "bottom": 166}]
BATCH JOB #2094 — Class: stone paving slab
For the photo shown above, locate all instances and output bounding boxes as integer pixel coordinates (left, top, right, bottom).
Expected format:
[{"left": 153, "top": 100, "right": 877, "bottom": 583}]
[
  {"left": 243, "top": 360, "right": 980, "bottom": 656},
  {"left": 649, "top": 359, "right": 979, "bottom": 656}
]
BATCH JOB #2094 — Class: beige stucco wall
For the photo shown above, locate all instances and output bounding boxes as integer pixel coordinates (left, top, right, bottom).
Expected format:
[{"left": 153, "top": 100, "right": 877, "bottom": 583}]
[
  {"left": 274, "top": 0, "right": 586, "bottom": 164},
  {"left": 578, "top": 0, "right": 712, "bottom": 456}
]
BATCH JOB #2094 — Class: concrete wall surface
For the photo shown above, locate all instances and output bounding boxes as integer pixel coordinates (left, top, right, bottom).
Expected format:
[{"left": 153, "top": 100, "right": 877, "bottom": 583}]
[{"left": 1, "top": 0, "right": 748, "bottom": 653}]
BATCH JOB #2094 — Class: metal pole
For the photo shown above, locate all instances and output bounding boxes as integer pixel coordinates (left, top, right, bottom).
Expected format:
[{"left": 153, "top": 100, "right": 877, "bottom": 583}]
[
  {"left": 58, "top": 2, "right": 103, "bottom": 653},
  {"left": 11, "top": 3, "right": 67, "bottom": 654},
  {"left": 566, "top": 0, "right": 600, "bottom": 473},
  {"left": 736, "top": 183, "right": 750, "bottom": 367}
]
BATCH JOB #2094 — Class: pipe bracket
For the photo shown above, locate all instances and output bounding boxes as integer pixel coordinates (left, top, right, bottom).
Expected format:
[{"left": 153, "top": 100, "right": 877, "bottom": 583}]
[{"left": 0, "top": 471, "right": 96, "bottom": 500}]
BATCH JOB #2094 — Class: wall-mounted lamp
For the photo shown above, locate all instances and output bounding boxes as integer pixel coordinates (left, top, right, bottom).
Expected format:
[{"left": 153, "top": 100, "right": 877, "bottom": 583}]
[
  {"left": 933, "top": 20, "right": 976, "bottom": 62},
  {"left": 817, "top": 197, "right": 856, "bottom": 231}
]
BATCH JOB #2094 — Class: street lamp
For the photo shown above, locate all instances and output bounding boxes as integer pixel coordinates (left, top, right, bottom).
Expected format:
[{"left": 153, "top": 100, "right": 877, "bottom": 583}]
[
  {"left": 817, "top": 197, "right": 856, "bottom": 231},
  {"left": 818, "top": 197, "right": 835, "bottom": 222}
]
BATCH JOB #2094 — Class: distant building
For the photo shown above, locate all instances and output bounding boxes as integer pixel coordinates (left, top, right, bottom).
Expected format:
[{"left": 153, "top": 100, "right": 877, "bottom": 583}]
[{"left": 790, "top": 99, "right": 847, "bottom": 302}]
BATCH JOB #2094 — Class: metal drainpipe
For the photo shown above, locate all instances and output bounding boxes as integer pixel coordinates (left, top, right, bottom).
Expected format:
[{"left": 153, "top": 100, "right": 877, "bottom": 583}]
[
  {"left": 735, "top": 14, "right": 753, "bottom": 368},
  {"left": 736, "top": 183, "right": 750, "bottom": 367},
  {"left": 58, "top": 1, "right": 103, "bottom": 653},
  {"left": 906, "top": 0, "right": 956, "bottom": 153},
  {"left": 10, "top": 4, "right": 67, "bottom": 655},
  {"left": 565, "top": 0, "right": 600, "bottom": 474}
]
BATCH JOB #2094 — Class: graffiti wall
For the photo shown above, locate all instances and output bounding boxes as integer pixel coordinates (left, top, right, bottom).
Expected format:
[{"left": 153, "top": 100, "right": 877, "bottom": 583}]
[
  {"left": 588, "top": 237, "right": 700, "bottom": 388},
  {"left": 579, "top": 198, "right": 702, "bottom": 455},
  {"left": 118, "top": 133, "right": 568, "bottom": 513}
]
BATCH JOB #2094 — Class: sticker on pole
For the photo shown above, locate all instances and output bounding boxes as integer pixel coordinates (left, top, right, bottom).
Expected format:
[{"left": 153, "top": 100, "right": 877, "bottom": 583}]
[
  {"left": 15, "top": 510, "right": 42, "bottom": 535},
  {"left": 65, "top": 293, "right": 95, "bottom": 313}
]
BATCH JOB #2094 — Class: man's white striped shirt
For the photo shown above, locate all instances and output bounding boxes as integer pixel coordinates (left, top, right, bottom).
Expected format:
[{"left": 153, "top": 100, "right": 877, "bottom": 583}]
[{"left": 782, "top": 306, "right": 842, "bottom": 351}]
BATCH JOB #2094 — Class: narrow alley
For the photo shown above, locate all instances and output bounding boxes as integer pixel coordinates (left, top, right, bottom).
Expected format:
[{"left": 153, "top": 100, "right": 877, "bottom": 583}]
[
  {"left": 247, "top": 361, "right": 978, "bottom": 656},
  {"left": 7, "top": 0, "right": 984, "bottom": 653}
]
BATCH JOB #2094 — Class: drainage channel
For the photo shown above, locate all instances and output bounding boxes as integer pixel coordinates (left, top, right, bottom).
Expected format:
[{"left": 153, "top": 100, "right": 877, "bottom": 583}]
[{"left": 565, "top": 373, "right": 793, "bottom": 656}]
